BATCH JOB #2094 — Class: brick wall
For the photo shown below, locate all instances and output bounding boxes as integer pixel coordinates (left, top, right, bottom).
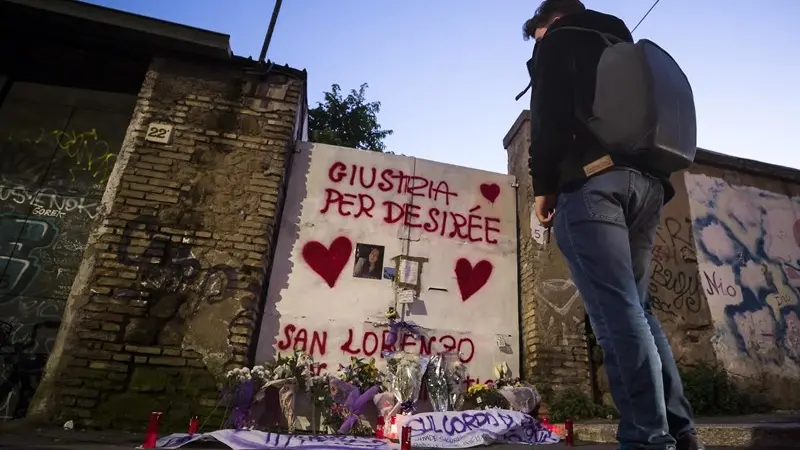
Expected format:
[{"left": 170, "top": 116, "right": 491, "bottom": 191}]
[
  {"left": 503, "top": 111, "right": 591, "bottom": 397},
  {"left": 28, "top": 56, "right": 306, "bottom": 429}
]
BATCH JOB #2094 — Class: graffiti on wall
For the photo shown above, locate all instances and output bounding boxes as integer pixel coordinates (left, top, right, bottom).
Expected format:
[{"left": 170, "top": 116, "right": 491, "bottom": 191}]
[
  {"left": 454, "top": 258, "right": 493, "bottom": 301},
  {"left": 649, "top": 216, "right": 704, "bottom": 317},
  {"left": 307, "top": 161, "right": 504, "bottom": 298},
  {"left": 1, "top": 128, "right": 117, "bottom": 187},
  {"left": 115, "top": 215, "right": 261, "bottom": 349},
  {"left": 301, "top": 235, "right": 495, "bottom": 301},
  {"left": 258, "top": 146, "right": 518, "bottom": 385},
  {"left": 0, "top": 179, "right": 99, "bottom": 220},
  {"left": 0, "top": 86, "right": 135, "bottom": 420},
  {"left": 0, "top": 214, "right": 74, "bottom": 420},
  {"left": 320, "top": 162, "right": 502, "bottom": 245},
  {"left": 686, "top": 173, "right": 800, "bottom": 375},
  {"left": 301, "top": 236, "right": 353, "bottom": 288},
  {"left": 275, "top": 322, "right": 501, "bottom": 387},
  {"left": 528, "top": 208, "right": 585, "bottom": 336}
]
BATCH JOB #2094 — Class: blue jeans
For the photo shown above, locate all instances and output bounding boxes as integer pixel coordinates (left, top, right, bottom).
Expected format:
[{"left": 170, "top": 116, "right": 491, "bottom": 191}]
[{"left": 554, "top": 168, "right": 696, "bottom": 450}]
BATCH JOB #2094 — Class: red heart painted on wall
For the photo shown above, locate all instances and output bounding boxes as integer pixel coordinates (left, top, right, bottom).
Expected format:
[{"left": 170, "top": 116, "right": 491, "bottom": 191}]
[
  {"left": 480, "top": 183, "right": 500, "bottom": 203},
  {"left": 301, "top": 236, "right": 353, "bottom": 288},
  {"left": 454, "top": 258, "right": 493, "bottom": 301}
]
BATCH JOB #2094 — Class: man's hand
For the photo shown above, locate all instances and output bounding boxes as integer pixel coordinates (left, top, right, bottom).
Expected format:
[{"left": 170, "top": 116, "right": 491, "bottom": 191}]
[{"left": 535, "top": 194, "right": 557, "bottom": 228}]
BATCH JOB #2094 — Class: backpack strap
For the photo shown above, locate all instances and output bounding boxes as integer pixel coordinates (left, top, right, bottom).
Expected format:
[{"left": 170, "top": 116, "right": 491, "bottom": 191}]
[
  {"left": 546, "top": 27, "right": 624, "bottom": 167},
  {"left": 515, "top": 82, "right": 532, "bottom": 101},
  {"left": 515, "top": 27, "right": 624, "bottom": 101},
  {"left": 515, "top": 43, "right": 538, "bottom": 101}
]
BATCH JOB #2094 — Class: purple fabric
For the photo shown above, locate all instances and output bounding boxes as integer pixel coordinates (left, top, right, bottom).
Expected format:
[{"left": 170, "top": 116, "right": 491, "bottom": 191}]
[
  {"left": 385, "top": 320, "right": 420, "bottom": 347},
  {"left": 337, "top": 385, "right": 380, "bottom": 435},
  {"left": 225, "top": 379, "right": 256, "bottom": 429}
]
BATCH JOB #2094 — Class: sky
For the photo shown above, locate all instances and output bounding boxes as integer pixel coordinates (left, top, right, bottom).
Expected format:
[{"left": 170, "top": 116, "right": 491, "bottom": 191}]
[{"left": 84, "top": 0, "right": 800, "bottom": 175}]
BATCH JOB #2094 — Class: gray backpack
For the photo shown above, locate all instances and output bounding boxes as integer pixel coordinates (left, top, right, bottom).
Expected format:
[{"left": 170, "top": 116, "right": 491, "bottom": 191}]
[{"left": 520, "top": 27, "right": 697, "bottom": 174}]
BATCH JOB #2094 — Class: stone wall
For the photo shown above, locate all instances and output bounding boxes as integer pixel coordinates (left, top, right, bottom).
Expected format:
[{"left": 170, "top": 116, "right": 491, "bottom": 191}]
[
  {"left": 28, "top": 56, "right": 306, "bottom": 429},
  {"left": 503, "top": 113, "right": 591, "bottom": 397},
  {"left": 504, "top": 110, "right": 800, "bottom": 408}
]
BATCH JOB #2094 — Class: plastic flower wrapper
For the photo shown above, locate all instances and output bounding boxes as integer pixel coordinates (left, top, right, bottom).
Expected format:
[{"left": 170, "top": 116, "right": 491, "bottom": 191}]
[
  {"left": 386, "top": 352, "right": 430, "bottom": 415},
  {"left": 373, "top": 391, "right": 396, "bottom": 418},
  {"left": 222, "top": 367, "right": 256, "bottom": 429},
  {"left": 447, "top": 359, "right": 467, "bottom": 411},
  {"left": 252, "top": 351, "right": 315, "bottom": 432},
  {"left": 492, "top": 362, "right": 541, "bottom": 413},
  {"left": 328, "top": 377, "right": 379, "bottom": 434},
  {"left": 497, "top": 382, "right": 541, "bottom": 413},
  {"left": 425, "top": 354, "right": 451, "bottom": 411}
]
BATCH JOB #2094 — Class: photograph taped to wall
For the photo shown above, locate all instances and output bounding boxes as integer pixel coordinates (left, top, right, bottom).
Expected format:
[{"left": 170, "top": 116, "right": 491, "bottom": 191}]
[{"left": 353, "top": 243, "right": 384, "bottom": 280}]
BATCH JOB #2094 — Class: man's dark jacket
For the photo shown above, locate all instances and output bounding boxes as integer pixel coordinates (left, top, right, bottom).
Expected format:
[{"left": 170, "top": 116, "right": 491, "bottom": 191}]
[{"left": 528, "top": 9, "right": 674, "bottom": 201}]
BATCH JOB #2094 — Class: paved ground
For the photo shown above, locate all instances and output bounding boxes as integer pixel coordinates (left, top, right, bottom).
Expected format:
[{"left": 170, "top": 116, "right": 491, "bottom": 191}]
[{"left": 2, "top": 416, "right": 800, "bottom": 450}]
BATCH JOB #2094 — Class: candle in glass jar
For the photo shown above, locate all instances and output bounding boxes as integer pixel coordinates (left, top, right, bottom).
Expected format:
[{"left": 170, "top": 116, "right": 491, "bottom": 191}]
[
  {"left": 400, "top": 425, "right": 411, "bottom": 450},
  {"left": 142, "top": 412, "right": 163, "bottom": 449},
  {"left": 188, "top": 416, "right": 199, "bottom": 435},
  {"left": 375, "top": 415, "right": 385, "bottom": 439},
  {"left": 389, "top": 416, "right": 398, "bottom": 440},
  {"left": 565, "top": 418, "right": 574, "bottom": 446}
]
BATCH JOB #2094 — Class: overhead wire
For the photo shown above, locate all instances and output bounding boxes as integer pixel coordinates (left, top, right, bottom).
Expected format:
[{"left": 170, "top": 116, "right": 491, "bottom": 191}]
[{"left": 631, "top": 0, "right": 662, "bottom": 34}]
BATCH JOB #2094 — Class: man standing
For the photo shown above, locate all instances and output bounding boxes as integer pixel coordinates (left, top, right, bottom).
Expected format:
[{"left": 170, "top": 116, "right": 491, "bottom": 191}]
[{"left": 524, "top": 1, "right": 702, "bottom": 449}]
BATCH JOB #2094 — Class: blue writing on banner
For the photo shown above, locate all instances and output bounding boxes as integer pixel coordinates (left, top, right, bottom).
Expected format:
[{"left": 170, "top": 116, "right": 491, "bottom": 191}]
[{"left": 402, "top": 409, "right": 559, "bottom": 448}]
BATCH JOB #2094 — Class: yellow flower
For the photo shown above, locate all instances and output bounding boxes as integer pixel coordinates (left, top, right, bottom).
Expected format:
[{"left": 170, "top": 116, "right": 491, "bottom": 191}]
[{"left": 468, "top": 383, "right": 489, "bottom": 395}]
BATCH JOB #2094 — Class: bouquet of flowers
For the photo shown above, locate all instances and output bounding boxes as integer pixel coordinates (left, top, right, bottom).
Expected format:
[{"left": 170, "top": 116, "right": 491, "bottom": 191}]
[
  {"left": 463, "top": 383, "right": 507, "bottom": 410},
  {"left": 327, "top": 377, "right": 379, "bottom": 435},
  {"left": 493, "top": 362, "right": 541, "bottom": 413},
  {"left": 222, "top": 351, "right": 316, "bottom": 431},
  {"left": 386, "top": 352, "right": 430, "bottom": 415},
  {"left": 271, "top": 351, "right": 314, "bottom": 391},
  {"left": 269, "top": 351, "right": 314, "bottom": 431},
  {"left": 448, "top": 360, "right": 468, "bottom": 411},
  {"left": 338, "top": 357, "right": 383, "bottom": 390},
  {"left": 309, "top": 374, "right": 333, "bottom": 433},
  {"left": 425, "top": 354, "right": 450, "bottom": 412},
  {"left": 223, "top": 366, "right": 260, "bottom": 429}
]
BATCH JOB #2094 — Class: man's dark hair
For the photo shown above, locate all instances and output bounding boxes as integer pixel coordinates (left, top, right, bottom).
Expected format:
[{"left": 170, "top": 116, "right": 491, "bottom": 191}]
[{"left": 522, "top": 0, "right": 586, "bottom": 40}]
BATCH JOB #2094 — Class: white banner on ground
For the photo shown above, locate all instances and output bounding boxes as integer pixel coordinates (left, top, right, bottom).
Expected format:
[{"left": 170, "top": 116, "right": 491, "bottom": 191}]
[
  {"left": 156, "top": 431, "right": 398, "bottom": 450},
  {"left": 397, "top": 409, "right": 560, "bottom": 448},
  {"left": 154, "top": 410, "right": 559, "bottom": 449}
]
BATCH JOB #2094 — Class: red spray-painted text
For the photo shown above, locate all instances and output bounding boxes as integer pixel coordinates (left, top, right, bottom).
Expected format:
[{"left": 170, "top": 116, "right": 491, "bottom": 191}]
[
  {"left": 276, "top": 323, "right": 475, "bottom": 366},
  {"left": 320, "top": 162, "right": 501, "bottom": 245}
]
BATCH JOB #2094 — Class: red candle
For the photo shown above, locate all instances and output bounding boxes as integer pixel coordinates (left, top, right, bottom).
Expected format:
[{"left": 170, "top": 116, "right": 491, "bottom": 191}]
[
  {"left": 564, "top": 418, "right": 574, "bottom": 446},
  {"left": 142, "top": 412, "right": 163, "bottom": 449},
  {"left": 400, "top": 425, "right": 412, "bottom": 450},
  {"left": 188, "top": 416, "right": 199, "bottom": 435},
  {"left": 389, "top": 416, "right": 398, "bottom": 440},
  {"left": 375, "top": 415, "right": 385, "bottom": 439}
]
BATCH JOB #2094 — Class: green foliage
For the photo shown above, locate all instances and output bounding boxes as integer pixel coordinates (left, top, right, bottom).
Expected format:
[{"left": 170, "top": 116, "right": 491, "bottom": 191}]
[
  {"left": 679, "top": 362, "right": 768, "bottom": 416},
  {"left": 308, "top": 83, "right": 393, "bottom": 152},
  {"left": 543, "top": 386, "right": 617, "bottom": 423},
  {"left": 542, "top": 362, "right": 770, "bottom": 424},
  {"left": 338, "top": 356, "right": 383, "bottom": 390}
]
